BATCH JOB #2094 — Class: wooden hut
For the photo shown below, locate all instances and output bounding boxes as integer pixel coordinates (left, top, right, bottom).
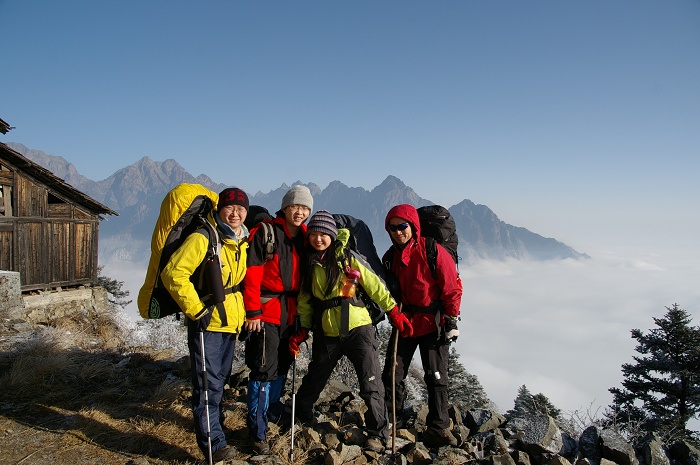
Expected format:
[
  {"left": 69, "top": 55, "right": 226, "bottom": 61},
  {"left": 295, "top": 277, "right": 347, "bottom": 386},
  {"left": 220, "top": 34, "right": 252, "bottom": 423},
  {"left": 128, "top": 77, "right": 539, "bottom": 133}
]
[{"left": 0, "top": 141, "right": 117, "bottom": 291}]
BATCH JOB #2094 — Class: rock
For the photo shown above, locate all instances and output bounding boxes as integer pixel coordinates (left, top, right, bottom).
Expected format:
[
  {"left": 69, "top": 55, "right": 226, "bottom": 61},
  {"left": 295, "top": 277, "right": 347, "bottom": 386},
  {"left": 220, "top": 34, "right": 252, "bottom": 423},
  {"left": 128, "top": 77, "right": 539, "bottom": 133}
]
[
  {"left": 340, "top": 426, "right": 366, "bottom": 446},
  {"left": 483, "top": 453, "right": 518, "bottom": 465},
  {"left": 579, "top": 426, "right": 603, "bottom": 465},
  {"left": 669, "top": 440, "right": 700, "bottom": 465},
  {"left": 340, "top": 410, "right": 365, "bottom": 428},
  {"left": 511, "top": 450, "right": 532, "bottom": 465},
  {"left": 638, "top": 434, "right": 670, "bottom": 465},
  {"left": 450, "top": 404, "right": 464, "bottom": 426},
  {"left": 453, "top": 424, "right": 471, "bottom": 446},
  {"left": 466, "top": 409, "right": 507, "bottom": 434},
  {"left": 127, "top": 458, "right": 151, "bottom": 465},
  {"left": 396, "top": 428, "right": 416, "bottom": 442},
  {"left": 490, "top": 430, "right": 511, "bottom": 455},
  {"left": 600, "top": 428, "right": 639, "bottom": 465},
  {"left": 560, "top": 432, "right": 579, "bottom": 462},
  {"left": 323, "top": 432, "right": 341, "bottom": 450},
  {"left": 510, "top": 415, "right": 564, "bottom": 458},
  {"left": 297, "top": 427, "right": 323, "bottom": 450},
  {"left": 404, "top": 441, "right": 433, "bottom": 465},
  {"left": 549, "top": 456, "right": 573, "bottom": 465},
  {"left": 324, "top": 443, "right": 363, "bottom": 465}
]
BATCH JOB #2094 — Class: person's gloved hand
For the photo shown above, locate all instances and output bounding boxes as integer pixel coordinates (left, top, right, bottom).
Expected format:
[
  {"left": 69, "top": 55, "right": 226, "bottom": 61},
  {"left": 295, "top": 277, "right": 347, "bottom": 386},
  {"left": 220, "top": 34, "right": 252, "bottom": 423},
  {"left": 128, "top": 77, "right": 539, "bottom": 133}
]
[
  {"left": 388, "top": 307, "right": 413, "bottom": 338},
  {"left": 442, "top": 315, "right": 459, "bottom": 344},
  {"left": 289, "top": 328, "right": 309, "bottom": 356}
]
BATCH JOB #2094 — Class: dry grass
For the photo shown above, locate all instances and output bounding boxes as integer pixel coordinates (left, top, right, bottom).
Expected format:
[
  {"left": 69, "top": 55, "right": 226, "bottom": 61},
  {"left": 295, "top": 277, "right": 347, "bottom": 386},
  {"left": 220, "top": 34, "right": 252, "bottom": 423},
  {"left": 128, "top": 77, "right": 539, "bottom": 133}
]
[{"left": 0, "top": 311, "right": 315, "bottom": 465}]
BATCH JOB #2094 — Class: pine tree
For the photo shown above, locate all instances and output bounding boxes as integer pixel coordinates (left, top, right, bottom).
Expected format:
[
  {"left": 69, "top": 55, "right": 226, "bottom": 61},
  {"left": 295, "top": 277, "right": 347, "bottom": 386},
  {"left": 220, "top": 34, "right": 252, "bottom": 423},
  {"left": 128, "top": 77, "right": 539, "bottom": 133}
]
[
  {"left": 97, "top": 266, "right": 132, "bottom": 309},
  {"left": 447, "top": 346, "right": 491, "bottom": 411},
  {"left": 506, "top": 385, "right": 561, "bottom": 420},
  {"left": 532, "top": 393, "right": 561, "bottom": 419},
  {"left": 506, "top": 385, "right": 533, "bottom": 419},
  {"left": 606, "top": 303, "right": 700, "bottom": 443}
]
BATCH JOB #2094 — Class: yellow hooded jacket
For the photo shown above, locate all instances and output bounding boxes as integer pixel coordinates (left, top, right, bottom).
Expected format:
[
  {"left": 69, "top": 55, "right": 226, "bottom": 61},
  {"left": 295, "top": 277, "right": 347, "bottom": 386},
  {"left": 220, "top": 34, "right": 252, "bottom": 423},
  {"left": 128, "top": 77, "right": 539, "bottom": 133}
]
[{"left": 160, "top": 212, "right": 248, "bottom": 333}]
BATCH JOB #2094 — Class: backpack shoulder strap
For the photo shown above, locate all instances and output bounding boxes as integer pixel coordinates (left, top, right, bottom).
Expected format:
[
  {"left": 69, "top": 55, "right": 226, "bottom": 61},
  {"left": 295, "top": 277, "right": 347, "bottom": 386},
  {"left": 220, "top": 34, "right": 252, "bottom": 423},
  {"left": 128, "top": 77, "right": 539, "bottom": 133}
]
[
  {"left": 383, "top": 247, "right": 395, "bottom": 273},
  {"left": 196, "top": 220, "right": 220, "bottom": 260},
  {"left": 425, "top": 236, "right": 438, "bottom": 280},
  {"left": 259, "top": 221, "right": 276, "bottom": 262}
]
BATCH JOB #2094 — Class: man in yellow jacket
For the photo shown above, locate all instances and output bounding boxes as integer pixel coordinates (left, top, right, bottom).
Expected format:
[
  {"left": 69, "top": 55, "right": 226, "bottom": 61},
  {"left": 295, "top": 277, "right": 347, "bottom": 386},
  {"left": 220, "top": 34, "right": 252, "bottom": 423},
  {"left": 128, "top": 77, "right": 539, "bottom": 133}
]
[{"left": 161, "top": 187, "right": 249, "bottom": 463}]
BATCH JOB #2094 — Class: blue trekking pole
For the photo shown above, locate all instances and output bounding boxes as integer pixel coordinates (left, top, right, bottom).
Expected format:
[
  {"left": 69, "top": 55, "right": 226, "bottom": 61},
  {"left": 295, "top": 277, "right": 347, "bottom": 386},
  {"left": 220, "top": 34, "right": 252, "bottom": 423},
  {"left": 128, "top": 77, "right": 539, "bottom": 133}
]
[{"left": 200, "top": 330, "right": 213, "bottom": 465}]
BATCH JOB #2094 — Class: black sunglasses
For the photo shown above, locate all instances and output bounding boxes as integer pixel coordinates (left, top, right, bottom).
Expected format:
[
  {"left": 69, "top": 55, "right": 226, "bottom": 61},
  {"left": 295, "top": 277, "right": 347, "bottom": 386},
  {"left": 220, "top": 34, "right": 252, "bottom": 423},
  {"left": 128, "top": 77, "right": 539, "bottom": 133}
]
[{"left": 388, "top": 222, "right": 410, "bottom": 232}]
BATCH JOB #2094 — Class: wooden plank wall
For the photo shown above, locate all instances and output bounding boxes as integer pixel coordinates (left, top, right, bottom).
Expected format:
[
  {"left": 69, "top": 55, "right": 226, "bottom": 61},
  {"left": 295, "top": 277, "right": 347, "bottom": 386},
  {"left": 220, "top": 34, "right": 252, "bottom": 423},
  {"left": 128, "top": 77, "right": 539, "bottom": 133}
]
[
  {"left": 0, "top": 224, "right": 12, "bottom": 270},
  {"left": 15, "top": 219, "right": 98, "bottom": 290},
  {"left": 16, "top": 175, "right": 45, "bottom": 217},
  {"left": 0, "top": 161, "right": 103, "bottom": 290}
]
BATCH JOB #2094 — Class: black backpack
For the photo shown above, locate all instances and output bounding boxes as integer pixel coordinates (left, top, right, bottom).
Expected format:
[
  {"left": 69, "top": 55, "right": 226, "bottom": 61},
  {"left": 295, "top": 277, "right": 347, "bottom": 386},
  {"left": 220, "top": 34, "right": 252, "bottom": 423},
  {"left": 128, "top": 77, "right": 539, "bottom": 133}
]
[
  {"left": 333, "top": 214, "right": 391, "bottom": 325},
  {"left": 245, "top": 205, "right": 277, "bottom": 262},
  {"left": 417, "top": 205, "right": 459, "bottom": 277},
  {"left": 244, "top": 205, "right": 274, "bottom": 231}
]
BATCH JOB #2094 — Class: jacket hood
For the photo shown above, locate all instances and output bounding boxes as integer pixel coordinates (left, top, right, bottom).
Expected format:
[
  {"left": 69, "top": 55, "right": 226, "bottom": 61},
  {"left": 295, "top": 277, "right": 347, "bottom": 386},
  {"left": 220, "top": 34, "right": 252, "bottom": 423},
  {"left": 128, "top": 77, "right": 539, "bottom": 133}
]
[
  {"left": 329, "top": 228, "right": 351, "bottom": 263},
  {"left": 385, "top": 204, "right": 420, "bottom": 243}
]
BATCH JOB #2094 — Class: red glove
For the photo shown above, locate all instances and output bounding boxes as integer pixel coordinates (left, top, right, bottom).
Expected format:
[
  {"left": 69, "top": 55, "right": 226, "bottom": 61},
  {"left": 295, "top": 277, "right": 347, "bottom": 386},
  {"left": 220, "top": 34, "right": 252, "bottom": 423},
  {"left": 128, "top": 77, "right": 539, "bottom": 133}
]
[
  {"left": 388, "top": 307, "right": 413, "bottom": 338},
  {"left": 289, "top": 328, "right": 309, "bottom": 356}
]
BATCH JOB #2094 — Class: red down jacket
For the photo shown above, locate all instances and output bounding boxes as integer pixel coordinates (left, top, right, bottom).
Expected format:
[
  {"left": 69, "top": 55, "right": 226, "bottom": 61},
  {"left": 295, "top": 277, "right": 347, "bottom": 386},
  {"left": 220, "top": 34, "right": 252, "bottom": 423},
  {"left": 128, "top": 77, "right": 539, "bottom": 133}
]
[
  {"left": 243, "top": 215, "right": 306, "bottom": 327},
  {"left": 383, "top": 204, "right": 462, "bottom": 338}
]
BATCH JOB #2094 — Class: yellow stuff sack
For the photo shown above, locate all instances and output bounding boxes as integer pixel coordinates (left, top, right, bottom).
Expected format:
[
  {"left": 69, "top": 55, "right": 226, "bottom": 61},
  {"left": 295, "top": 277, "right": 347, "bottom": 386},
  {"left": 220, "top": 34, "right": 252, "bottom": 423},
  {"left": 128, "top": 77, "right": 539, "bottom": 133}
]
[{"left": 137, "top": 183, "right": 218, "bottom": 319}]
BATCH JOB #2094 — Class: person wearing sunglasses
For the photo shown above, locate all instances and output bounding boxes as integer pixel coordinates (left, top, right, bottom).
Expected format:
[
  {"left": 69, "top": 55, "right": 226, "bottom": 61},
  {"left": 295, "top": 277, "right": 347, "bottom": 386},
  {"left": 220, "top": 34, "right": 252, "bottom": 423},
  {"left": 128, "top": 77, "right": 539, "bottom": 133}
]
[{"left": 381, "top": 204, "right": 463, "bottom": 448}]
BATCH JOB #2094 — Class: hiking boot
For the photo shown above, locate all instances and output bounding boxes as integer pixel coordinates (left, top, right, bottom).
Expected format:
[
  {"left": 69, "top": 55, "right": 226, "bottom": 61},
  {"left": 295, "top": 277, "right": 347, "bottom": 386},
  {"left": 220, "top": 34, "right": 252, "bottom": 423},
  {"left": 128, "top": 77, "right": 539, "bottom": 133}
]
[
  {"left": 364, "top": 436, "right": 385, "bottom": 453},
  {"left": 251, "top": 440, "right": 270, "bottom": 455},
  {"left": 211, "top": 445, "right": 237, "bottom": 462},
  {"left": 423, "top": 426, "right": 458, "bottom": 448}
]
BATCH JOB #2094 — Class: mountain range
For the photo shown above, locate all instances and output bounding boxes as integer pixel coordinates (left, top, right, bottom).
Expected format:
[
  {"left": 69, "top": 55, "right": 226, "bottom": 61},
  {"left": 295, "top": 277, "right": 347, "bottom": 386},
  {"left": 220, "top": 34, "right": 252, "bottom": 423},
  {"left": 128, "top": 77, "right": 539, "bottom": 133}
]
[{"left": 7, "top": 142, "right": 589, "bottom": 264}]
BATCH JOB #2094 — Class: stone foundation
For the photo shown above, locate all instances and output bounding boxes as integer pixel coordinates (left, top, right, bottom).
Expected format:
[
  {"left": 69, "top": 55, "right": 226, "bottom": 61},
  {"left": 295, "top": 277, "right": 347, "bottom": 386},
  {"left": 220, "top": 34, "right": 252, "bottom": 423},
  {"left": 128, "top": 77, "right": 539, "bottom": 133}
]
[{"left": 0, "top": 273, "right": 109, "bottom": 323}]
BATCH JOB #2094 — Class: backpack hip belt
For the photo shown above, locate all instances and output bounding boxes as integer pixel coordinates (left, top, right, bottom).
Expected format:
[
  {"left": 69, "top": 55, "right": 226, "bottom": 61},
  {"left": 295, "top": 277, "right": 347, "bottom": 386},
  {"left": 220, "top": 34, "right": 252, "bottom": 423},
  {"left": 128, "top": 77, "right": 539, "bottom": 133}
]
[
  {"left": 315, "top": 294, "right": 367, "bottom": 338},
  {"left": 402, "top": 300, "right": 441, "bottom": 314},
  {"left": 258, "top": 289, "right": 299, "bottom": 334},
  {"left": 259, "top": 289, "right": 299, "bottom": 304},
  {"left": 201, "top": 284, "right": 241, "bottom": 306},
  {"left": 196, "top": 284, "right": 242, "bottom": 326}
]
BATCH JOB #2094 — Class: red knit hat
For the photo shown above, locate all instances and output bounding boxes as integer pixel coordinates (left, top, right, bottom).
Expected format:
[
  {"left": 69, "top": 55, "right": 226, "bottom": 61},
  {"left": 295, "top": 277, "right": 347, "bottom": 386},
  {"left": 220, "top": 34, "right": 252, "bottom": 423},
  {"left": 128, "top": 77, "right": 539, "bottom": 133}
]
[{"left": 218, "top": 187, "right": 249, "bottom": 212}]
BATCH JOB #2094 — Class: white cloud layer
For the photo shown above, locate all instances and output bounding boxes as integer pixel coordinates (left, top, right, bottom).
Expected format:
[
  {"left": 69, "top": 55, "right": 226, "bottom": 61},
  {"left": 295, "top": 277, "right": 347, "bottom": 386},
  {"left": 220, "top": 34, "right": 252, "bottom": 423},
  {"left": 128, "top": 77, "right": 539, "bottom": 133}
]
[{"left": 455, "top": 249, "right": 700, "bottom": 431}]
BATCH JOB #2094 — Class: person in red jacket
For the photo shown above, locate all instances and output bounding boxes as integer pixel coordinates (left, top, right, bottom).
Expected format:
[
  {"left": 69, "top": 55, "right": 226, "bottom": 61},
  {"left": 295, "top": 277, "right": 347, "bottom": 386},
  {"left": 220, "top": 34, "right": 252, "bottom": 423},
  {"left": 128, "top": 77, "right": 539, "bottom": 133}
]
[
  {"left": 242, "top": 185, "right": 312, "bottom": 455},
  {"left": 381, "top": 203, "right": 463, "bottom": 448}
]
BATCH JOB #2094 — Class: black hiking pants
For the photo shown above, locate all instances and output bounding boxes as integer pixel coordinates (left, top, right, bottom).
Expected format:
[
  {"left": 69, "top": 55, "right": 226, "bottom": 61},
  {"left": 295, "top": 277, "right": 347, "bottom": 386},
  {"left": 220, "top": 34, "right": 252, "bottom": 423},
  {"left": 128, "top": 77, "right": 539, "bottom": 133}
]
[
  {"left": 296, "top": 324, "right": 388, "bottom": 441},
  {"left": 382, "top": 329, "right": 450, "bottom": 429}
]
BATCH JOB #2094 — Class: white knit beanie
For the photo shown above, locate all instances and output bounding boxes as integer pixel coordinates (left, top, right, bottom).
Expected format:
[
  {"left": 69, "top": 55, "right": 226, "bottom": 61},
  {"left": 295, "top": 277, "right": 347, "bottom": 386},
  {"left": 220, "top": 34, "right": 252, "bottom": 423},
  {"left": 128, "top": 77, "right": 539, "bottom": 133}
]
[{"left": 281, "top": 185, "right": 313, "bottom": 211}]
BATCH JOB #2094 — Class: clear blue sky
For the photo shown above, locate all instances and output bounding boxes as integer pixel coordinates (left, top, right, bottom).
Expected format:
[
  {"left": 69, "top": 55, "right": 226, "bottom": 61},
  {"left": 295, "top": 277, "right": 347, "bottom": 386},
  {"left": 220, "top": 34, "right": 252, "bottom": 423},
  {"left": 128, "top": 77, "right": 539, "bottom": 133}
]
[{"left": 2, "top": 0, "right": 700, "bottom": 253}]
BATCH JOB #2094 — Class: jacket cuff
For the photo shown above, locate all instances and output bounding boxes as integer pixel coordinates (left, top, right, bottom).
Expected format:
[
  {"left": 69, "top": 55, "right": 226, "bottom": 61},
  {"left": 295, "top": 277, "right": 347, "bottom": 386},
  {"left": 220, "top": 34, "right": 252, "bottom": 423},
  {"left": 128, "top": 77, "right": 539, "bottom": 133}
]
[
  {"left": 246, "top": 309, "right": 263, "bottom": 319},
  {"left": 194, "top": 306, "right": 210, "bottom": 320}
]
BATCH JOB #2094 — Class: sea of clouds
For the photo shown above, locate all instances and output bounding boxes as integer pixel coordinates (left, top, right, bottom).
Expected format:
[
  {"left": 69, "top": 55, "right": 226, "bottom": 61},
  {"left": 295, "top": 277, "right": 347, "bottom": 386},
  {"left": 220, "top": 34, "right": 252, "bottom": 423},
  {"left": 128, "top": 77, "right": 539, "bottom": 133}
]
[{"left": 457, "top": 248, "right": 700, "bottom": 431}]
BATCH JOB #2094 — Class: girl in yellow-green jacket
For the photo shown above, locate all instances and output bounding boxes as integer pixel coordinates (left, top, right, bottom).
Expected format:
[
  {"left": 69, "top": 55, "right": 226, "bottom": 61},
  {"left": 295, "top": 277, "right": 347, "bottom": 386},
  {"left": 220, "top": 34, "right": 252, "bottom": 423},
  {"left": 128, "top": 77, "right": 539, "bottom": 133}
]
[
  {"left": 289, "top": 210, "right": 398, "bottom": 453},
  {"left": 160, "top": 187, "right": 248, "bottom": 463}
]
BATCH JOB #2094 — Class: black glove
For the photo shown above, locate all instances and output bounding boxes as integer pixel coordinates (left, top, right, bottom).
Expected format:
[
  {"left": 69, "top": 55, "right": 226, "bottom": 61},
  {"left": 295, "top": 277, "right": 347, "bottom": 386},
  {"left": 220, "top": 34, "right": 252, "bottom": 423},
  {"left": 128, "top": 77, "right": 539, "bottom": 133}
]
[{"left": 442, "top": 315, "right": 459, "bottom": 344}]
